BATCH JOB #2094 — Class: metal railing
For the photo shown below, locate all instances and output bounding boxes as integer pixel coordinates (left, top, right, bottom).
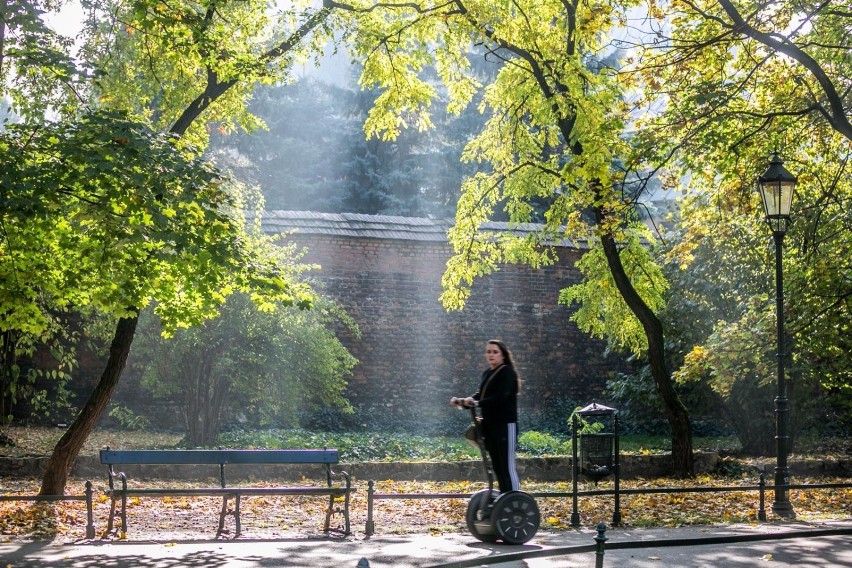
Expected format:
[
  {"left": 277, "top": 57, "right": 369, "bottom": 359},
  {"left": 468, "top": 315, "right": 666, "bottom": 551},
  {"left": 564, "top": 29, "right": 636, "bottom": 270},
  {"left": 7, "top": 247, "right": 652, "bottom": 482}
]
[
  {"left": 364, "top": 475, "right": 852, "bottom": 535},
  {"left": 0, "top": 480, "right": 96, "bottom": 539},
  {"left": 419, "top": 522, "right": 852, "bottom": 568}
]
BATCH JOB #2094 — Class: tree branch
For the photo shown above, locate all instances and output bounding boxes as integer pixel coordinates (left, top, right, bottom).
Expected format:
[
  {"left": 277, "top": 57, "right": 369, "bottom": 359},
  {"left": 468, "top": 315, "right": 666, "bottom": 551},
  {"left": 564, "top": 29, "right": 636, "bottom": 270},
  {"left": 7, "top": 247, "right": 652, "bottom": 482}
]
[{"left": 716, "top": 0, "right": 852, "bottom": 141}]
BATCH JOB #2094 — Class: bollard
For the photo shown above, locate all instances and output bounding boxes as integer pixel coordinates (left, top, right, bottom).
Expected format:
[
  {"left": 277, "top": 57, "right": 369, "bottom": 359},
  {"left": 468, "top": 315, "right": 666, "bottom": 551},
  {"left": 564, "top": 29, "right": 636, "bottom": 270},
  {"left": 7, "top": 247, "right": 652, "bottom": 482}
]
[
  {"left": 356, "top": 558, "right": 370, "bottom": 567},
  {"left": 758, "top": 473, "right": 767, "bottom": 521},
  {"left": 594, "top": 521, "right": 608, "bottom": 568},
  {"left": 85, "top": 480, "right": 96, "bottom": 539},
  {"left": 365, "top": 480, "right": 375, "bottom": 537}
]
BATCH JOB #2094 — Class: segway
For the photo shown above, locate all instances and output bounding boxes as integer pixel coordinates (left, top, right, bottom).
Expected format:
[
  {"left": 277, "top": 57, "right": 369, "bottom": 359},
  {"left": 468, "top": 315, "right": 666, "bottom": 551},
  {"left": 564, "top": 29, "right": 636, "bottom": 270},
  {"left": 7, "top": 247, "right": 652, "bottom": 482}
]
[{"left": 454, "top": 400, "right": 540, "bottom": 545}]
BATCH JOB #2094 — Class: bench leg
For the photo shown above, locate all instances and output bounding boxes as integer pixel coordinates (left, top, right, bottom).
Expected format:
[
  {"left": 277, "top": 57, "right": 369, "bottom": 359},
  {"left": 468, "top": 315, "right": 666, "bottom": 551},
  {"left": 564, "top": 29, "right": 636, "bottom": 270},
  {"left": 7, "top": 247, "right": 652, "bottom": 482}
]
[
  {"left": 120, "top": 491, "right": 128, "bottom": 536},
  {"left": 218, "top": 496, "right": 229, "bottom": 534},
  {"left": 324, "top": 493, "right": 351, "bottom": 536},
  {"left": 324, "top": 494, "right": 333, "bottom": 532},
  {"left": 343, "top": 490, "right": 351, "bottom": 536},
  {"left": 107, "top": 497, "right": 117, "bottom": 535},
  {"left": 235, "top": 495, "right": 241, "bottom": 536},
  {"left": 218, "top": 495, "right": 241, "bottom": 536}
]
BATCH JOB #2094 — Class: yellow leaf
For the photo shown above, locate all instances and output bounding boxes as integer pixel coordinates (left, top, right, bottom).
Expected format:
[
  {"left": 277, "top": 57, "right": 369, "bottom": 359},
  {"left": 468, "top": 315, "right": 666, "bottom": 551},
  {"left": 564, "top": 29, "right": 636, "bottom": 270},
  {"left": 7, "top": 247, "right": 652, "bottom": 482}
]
[{"left": 761, "top": 554, "right": 773, "bottom": 561}]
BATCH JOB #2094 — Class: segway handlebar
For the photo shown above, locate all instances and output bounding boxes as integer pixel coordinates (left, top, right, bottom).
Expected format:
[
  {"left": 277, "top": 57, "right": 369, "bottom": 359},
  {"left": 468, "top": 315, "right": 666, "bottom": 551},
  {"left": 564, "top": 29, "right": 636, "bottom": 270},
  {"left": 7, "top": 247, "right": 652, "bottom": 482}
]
[{"left": 450, "top": 397, "right": 476, "bottom": 409}]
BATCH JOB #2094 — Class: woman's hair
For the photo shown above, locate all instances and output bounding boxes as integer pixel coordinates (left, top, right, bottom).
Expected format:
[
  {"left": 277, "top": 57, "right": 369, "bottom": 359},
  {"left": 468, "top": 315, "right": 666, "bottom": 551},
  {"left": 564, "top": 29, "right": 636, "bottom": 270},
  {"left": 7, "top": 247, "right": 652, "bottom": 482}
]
[{"left": 488, "top": 339, "right": 523, "bottom": 393}]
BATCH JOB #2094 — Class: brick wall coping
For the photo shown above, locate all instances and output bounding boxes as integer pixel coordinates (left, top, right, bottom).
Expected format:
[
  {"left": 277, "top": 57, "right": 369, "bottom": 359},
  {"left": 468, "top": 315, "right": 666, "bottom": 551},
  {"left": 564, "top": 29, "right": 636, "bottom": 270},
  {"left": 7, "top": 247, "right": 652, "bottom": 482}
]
[{"left": 258, "top": 210, "right": 589, "bottom": 248}]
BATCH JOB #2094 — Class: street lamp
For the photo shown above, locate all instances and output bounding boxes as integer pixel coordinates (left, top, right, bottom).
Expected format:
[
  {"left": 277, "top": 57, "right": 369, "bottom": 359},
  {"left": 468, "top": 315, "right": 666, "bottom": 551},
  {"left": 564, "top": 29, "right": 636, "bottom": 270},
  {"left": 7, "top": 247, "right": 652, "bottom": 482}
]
[{"left": 756, "top": 152, "right": 796, "bottom": 518}]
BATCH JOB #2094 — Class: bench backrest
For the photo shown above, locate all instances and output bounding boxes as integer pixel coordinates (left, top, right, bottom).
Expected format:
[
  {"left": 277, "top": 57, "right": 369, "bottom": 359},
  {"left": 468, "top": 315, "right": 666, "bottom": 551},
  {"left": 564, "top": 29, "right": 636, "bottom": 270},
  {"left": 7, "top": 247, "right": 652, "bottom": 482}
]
[{"left": 99, "top": 449, "right": 339, "bottom": 466}]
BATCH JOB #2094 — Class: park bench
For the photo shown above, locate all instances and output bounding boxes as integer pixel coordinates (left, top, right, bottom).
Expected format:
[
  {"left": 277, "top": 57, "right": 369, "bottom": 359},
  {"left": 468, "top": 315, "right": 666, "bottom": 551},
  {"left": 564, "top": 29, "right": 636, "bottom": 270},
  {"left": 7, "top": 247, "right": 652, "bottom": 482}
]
[{"left": 99, "top": 448, "right": 351, "bottom": 537}]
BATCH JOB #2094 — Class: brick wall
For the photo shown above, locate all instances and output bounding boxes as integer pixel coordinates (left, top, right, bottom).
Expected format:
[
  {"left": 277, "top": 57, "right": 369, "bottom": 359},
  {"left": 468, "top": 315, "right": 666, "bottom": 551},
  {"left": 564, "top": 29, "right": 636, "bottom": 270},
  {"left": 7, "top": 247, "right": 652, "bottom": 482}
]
[{"left": 284, "top": 231, "right": 628, "bottom": 431}]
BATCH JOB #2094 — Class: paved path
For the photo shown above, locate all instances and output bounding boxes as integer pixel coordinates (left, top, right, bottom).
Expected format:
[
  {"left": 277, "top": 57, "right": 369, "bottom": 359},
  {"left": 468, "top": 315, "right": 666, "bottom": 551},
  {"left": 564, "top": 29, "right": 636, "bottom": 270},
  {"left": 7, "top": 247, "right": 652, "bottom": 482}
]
[{"left": 1, "top": 520, "right": 850, "bottom": 567}]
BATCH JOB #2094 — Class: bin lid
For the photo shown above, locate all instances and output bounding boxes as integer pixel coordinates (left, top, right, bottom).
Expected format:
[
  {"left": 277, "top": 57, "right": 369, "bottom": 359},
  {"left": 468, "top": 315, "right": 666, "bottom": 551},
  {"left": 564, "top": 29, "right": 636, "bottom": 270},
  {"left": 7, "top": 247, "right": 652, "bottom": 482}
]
[{"left": 577, "top": 402, "right": 616, "bottom": 415}]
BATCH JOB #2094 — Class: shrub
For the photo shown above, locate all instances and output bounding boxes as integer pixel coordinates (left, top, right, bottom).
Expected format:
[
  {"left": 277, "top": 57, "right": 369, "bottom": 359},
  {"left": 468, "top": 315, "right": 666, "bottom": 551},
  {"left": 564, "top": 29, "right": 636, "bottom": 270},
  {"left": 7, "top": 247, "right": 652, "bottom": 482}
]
[
  {"left": 517, "top": 430, "right": 571, "bottom": 456},
  {"left": 106, "top": 405, "right": 151, "bottom": 431}
]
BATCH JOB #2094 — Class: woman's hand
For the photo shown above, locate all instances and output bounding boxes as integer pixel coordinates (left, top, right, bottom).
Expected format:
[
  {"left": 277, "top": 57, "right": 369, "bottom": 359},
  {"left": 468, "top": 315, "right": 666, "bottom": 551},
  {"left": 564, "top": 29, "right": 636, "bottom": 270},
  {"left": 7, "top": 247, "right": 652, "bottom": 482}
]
[{"left": 450, "top": 397, "right": 476, "bottom": 408}]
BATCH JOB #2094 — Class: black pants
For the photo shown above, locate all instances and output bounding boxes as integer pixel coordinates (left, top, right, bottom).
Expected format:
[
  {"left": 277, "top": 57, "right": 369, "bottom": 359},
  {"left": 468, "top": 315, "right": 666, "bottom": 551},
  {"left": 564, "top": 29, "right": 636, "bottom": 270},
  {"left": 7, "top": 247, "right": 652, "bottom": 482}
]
[{"left": 482, "top": 422, "right": 519, "bottom": 493}]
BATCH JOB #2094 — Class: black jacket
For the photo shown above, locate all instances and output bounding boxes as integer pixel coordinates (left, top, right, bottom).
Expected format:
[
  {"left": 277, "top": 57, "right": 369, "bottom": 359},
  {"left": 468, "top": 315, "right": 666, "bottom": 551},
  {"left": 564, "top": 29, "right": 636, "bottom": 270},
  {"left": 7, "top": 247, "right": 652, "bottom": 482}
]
[{"left": 472, "top": 364, "right": 518, "bottom": 425}]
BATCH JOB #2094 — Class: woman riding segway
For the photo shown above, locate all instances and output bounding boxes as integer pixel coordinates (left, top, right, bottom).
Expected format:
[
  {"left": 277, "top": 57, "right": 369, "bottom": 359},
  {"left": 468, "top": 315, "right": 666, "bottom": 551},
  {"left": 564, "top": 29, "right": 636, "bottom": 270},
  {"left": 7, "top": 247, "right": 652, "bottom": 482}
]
[{"left": 450, "top": 340, "right": 540, "bottom": 544}]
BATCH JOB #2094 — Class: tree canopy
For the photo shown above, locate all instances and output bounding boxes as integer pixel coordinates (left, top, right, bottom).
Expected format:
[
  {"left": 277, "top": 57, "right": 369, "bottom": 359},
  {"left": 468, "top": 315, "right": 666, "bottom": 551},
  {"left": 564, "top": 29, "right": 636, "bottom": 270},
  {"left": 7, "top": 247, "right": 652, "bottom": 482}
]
[
  {"left": 325, "top": 0, "right": 696, "bottom": 474},
  {"left": 2, "top": 0, "right": 335, "bottom": 494},
  {"left": 1, "top": 110, "right": 311, "bottom": 337},
  {"left": 627, "top": 0, "right": 851, "bottom": 444},
  {"left": 2, "top": 0, "right": 848, "bottom": 483}
]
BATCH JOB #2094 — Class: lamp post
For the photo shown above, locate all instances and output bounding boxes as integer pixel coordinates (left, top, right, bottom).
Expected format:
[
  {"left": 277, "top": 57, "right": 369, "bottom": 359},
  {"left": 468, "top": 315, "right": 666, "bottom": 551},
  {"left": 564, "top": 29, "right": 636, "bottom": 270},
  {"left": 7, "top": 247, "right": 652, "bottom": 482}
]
[{"left": 756, "top": 152, "right": 796, "bottom": 518}]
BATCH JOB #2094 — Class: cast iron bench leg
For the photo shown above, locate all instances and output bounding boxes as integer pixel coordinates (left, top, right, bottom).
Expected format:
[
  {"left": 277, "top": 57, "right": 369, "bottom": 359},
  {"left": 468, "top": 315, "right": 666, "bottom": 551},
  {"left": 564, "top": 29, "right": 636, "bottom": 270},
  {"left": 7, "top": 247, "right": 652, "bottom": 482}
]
[
  {"left": 218, "top": 495, "right": 229, "bottom": 533},
  {"left": 324, "top": 494, "right": 333, "bottom": 532},
  {"left": 235, "top": 494, "right": 241, "bottom": 536},
  {"left": 120, "top": 491, "right": 127, "bottom": 535},
  {"left": 324, "top": 491, "right": 351, "bottom": 535},
  {"left": 107, "top": 496, "right": 116, "bottom": 534},
  {"left": 343, "top": 490, "right": 351, "bottom": 535}
]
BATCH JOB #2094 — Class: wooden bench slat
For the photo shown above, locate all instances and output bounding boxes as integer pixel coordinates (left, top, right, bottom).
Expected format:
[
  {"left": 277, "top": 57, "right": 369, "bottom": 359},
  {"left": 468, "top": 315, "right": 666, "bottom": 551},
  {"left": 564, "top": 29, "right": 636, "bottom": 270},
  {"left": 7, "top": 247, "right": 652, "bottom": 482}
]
[{"left": 99, "top": 449, "right": 339, "bottom": 465}]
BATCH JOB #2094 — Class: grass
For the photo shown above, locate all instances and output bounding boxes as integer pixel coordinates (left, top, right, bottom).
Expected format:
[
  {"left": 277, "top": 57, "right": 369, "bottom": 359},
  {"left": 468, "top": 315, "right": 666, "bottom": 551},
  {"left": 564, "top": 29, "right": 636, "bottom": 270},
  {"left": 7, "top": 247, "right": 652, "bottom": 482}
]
[{"left": 0, "top": 425, "right": 844, "bottom": 463}]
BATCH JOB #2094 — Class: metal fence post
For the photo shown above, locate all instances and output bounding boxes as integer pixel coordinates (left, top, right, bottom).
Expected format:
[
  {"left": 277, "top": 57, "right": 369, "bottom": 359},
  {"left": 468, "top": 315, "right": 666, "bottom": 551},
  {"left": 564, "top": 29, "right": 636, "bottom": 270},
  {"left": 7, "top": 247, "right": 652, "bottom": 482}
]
[
  {"left": 85, "top": 480, "right": 95, "bottom": 539},
  {"left": 612, "top": 412, "right": 621, "bottom": 526},
  {"left": 758, "top": 473, "right": 767, "bottom": 521},
  {"left": 594, "top": 521, "right": 608, "bottom": 568},
  {"left": 570, "top": 414, "right": 581, "bottom": 528},
  {"left": 365, "top": 480, "right": 375, "bottom": 536}
]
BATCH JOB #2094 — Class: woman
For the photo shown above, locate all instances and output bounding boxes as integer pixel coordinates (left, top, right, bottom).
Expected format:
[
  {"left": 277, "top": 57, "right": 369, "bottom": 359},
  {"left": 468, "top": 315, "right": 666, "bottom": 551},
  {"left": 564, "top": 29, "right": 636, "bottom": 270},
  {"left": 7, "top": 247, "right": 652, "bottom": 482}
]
[{"left": 450, "top": 339, "right": 521, "bottom": 493}]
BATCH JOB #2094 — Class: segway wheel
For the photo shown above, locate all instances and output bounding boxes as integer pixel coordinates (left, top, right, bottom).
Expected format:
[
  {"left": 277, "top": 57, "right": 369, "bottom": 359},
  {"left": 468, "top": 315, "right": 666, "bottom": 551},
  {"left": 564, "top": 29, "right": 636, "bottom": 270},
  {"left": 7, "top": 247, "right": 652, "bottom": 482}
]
[
  {"left": 491, "top": 491, "right": 540, "bottom": 545},
  {"left": 465, "top": 489, "right": 499, "bottom": 543}
]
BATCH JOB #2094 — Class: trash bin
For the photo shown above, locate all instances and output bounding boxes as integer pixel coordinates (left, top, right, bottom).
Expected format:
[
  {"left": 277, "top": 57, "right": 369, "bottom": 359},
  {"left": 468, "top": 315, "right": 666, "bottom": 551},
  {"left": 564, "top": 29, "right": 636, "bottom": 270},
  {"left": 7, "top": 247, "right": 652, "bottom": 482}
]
[
  {"left": 580, "top": 432, "right": 615, "bottom": 482},
  {"left": 571, "top": 402, "right": 621, "bottom": 527}
]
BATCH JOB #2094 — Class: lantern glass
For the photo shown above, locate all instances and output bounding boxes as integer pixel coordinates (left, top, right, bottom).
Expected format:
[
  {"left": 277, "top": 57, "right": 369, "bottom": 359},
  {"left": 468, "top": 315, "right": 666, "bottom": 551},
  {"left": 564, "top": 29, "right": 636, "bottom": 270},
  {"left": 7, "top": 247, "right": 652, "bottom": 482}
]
[{"left": 757, "top": 155, "right": 797, "bottom": 233}]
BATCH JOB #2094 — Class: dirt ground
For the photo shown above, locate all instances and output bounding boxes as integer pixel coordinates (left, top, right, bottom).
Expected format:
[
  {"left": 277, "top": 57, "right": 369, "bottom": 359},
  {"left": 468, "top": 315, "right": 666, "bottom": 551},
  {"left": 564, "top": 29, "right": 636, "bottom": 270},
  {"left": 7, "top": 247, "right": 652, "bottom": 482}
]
[
  {"left": 2, "top": 475, "right": 851, "bottom": 544},
  {"left": 0, "top": 477, "right": 475, "bottom": 542}
]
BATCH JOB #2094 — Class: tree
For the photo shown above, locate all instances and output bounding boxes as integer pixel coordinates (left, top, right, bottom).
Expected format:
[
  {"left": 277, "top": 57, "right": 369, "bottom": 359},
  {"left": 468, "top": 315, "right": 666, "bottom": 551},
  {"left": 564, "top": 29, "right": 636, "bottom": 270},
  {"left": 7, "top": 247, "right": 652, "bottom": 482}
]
[
  {"left": 132, "top": 293, "right": 358, "bottom": 446},
  {"left": 3, "top": 0, "right": 341, "bottom": 494},
  {"left": 1, "top": 108, "right": 314, "bottom": 490},
  {"left": 209, "top": 79, "right": 357, "bottom": 212},
  {"left": 625, "top": 0, "right": 852, "bottom": 447},
  {"left": 330, "top": 0, "right": 695, "bottom": 474},
  {"left": 0, "top": 0, "right": 78, "bottom": 120},
  {"left": 4, "top": 0, "right": 342, "bottom": 494},
  {"left": 209, "top": 66, "right": 490, "bottom": 217},
  {"left": 1, "top": 0, "right": 95, "bottom": 443}
]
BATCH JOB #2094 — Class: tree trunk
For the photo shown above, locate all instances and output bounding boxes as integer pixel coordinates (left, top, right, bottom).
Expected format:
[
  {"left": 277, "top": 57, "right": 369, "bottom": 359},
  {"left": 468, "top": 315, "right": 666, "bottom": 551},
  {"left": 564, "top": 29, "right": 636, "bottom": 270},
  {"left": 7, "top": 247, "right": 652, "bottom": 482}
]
[
  {"left": 1, "top": 329, "right": 19, "bottom": 426},
  {"left": 38, "top": 316, "right": 138, "bottom": 495},
  {"left": 598, "top": 229, "right": 694, "bottom": 477}
]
